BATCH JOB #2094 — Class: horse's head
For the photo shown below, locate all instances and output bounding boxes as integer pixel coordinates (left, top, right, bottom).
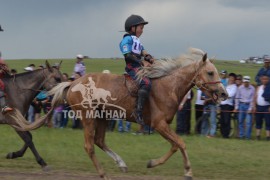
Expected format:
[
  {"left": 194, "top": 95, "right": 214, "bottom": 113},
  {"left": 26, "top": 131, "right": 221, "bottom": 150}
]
[
  {"left": 42, "top": 60, "right": 63, "bottom": 90},
  {"left": 194, "top": 53, "right": 228, "bottom": 103}
]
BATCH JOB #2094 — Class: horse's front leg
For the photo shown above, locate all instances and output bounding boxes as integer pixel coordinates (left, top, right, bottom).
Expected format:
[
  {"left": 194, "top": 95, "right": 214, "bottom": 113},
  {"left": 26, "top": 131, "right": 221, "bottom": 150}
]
[
  {"left": 150, "top": 120, "right": 193, "bottom": 180},
  {"left": 7, "top": 130, "right": 49, "bottom": 171},
  {"left": 94, "top": 118, "right": 128, "bottom": 172},
  {"left": 82, "top": 117, "right": 111, "bottom": 180}
]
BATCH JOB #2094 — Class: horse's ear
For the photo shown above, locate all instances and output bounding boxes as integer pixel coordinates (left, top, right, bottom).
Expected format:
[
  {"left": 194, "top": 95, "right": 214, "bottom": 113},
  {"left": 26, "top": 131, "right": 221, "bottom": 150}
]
[
  {"left": 58, "top": 60, "right": 62, "bottom": 69},
  {"left": 203, "top": 53, "right": 207, "bottom": 62},
  {"left": 45, "top": 60, "right": 53, "bottom": 72}
]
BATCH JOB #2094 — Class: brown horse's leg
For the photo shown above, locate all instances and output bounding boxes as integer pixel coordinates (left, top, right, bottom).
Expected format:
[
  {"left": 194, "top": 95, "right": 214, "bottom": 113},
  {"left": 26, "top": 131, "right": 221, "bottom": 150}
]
[
  {"left": 82, "top": 118, "right": 111, "bottom": 180},
  {"left": 94, "top": 119, "right": 128, "bottom": 173},
  {"left": 150, "top": 120, "right": 193, "bottom": 179}
]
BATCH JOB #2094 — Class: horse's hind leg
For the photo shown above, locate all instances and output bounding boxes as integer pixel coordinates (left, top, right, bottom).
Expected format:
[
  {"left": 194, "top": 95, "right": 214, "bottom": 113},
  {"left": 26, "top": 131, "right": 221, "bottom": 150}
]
[
  {"left": 94, "top": 119, "right": 128, "bottom": 172},
  {"left": 7, "top": 131, "right": 48, "bottom": 170},
  {"left": 150, "top": 120, "right": 193, "bottom": 180},
  {"left": 82, "top": 118, "right": 110, "bottom": 180}
]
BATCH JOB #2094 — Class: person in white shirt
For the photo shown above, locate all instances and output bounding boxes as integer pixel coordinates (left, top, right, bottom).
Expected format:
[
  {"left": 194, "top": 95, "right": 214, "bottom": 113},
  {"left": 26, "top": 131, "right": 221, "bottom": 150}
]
[
  {"left": 195, "top": 89, "right": 204, "bottom": 134},
  {"left": 220, "top": 73, "right": 238, "bottom": 138},
  {"left": 254, "top": 73, "right": 270, "bottom": 141},
  {"left": 176, "top": 90, "right": 193, "bottom": 135},
  {"left": 72, "top": 54, "right": 86, "bottom": 77}
]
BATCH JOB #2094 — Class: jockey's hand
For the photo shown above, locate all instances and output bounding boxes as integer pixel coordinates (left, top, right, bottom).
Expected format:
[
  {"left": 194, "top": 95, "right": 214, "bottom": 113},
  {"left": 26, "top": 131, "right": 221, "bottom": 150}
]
[
  {"left": 144, "top": 54, "right": 155, "bottom": 64},
  {"left": 142, "top": 60, "right": 151, "bottom": 67}
]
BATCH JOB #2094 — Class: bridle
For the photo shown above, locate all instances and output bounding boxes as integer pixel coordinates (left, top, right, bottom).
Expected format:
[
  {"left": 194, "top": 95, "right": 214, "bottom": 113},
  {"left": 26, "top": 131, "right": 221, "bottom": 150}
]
[
  {"left": 12, "top": 68, "right": 58, "bottom": 92},
  {"left": 190, "top": 58, "right": 221, "bottom": 92}
]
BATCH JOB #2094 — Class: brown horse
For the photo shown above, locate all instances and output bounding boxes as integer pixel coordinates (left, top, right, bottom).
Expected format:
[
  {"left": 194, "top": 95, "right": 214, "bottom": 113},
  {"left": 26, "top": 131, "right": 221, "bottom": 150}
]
[{"left": 31, "top": 48, "right": 227, "bottom": 180}]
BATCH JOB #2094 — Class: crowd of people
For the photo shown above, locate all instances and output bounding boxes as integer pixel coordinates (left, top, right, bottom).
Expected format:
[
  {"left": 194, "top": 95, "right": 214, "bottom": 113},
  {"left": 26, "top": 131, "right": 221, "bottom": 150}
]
[
  {"left": 176, "top": 57, "right": 270, "bottom": 141},
  {"left": 1, "top": 14, "right": 269, "bottom": 141}
]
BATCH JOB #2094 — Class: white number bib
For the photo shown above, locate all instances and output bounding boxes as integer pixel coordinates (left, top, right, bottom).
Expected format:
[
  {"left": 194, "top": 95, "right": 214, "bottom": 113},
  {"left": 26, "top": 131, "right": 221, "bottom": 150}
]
[{"left": 131, "top": 35, "right": 143, "bottom": 55}]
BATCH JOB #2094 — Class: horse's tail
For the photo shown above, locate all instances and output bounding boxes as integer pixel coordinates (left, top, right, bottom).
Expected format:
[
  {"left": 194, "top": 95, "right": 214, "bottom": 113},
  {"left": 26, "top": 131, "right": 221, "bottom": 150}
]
[{"left": 9, "top": 82, "right": 72, "bottom": 131}]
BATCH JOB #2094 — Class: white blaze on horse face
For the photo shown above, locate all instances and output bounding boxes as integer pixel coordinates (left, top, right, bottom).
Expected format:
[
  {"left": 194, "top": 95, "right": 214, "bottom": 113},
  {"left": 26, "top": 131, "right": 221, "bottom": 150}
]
[{"left": 70, "top": 77, "right": 126, "bottom": 120}]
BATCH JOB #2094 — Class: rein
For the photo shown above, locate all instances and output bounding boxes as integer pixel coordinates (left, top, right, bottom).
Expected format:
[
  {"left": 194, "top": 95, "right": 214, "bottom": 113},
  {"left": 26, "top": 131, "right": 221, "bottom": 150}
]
[
  {"left": 190, "top": 60, "right": 221, "bottom": 92},
  {"left": 12, "top": 69, "right": 54, "bottom": 92}
]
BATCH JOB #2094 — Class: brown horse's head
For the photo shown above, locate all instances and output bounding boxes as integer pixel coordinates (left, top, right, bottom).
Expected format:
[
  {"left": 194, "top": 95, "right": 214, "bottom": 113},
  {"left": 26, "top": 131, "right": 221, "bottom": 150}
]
[
  {"left": 42, "top": 60, "right": 63, "bottom": 90},
  {"left": 193, "top": 53, "right": 228, "bottom": 103}
]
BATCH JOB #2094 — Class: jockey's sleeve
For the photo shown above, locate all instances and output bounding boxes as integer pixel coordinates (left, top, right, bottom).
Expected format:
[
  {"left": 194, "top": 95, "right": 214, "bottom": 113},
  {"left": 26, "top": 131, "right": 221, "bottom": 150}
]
[{"left": 124, "top": 53, "right": 142, "bottom": 64}]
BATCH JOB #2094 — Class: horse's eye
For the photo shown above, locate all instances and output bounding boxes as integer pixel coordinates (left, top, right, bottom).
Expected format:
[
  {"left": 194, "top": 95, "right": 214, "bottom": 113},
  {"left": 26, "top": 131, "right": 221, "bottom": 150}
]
[{"left": 208, "top": 71, "right": 214, "bottom": 76}]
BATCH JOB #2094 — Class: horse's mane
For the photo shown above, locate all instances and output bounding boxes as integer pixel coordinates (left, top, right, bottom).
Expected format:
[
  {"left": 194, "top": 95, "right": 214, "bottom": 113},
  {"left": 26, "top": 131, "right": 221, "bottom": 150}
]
[
  {"left": 3, "top": 69, "right": 43, "bottom": 79},
  {"left": 136, "top": 48, "right": 205, "bottom": 81}
]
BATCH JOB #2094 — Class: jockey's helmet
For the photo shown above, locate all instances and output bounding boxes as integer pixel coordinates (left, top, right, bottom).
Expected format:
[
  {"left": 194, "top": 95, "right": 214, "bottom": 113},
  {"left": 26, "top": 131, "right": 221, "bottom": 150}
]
[{"left": 125, "top": 15, "right": 148, "bottom": 32}]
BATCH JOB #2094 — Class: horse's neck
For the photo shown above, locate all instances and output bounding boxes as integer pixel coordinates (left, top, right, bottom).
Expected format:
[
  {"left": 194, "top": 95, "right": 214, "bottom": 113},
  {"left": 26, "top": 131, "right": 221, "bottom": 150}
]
[
  {"left": 4, "top": 70, "right": 45, "bottom": 113},
  {"left": 167, "top": 64, "right": 196, "bottom": 103}
]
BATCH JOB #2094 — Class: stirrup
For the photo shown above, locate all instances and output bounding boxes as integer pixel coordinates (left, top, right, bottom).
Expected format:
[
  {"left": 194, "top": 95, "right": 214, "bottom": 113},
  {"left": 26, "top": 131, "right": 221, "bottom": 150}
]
[{"left": 2, "top": 106, "right": 13, "bottom": 114}]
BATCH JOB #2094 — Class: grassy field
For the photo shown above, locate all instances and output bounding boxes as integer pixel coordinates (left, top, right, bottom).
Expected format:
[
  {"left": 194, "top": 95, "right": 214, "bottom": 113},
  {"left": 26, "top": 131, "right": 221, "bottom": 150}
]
[{"left": 0, "top": 58, "right": 269, "bottom": 180}]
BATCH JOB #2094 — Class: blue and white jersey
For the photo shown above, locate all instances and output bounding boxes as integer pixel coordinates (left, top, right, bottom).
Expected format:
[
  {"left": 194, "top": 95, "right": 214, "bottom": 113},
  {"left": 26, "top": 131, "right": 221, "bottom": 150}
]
[{"left": 119, "top": 35, "right": 145, "bottom": 57}]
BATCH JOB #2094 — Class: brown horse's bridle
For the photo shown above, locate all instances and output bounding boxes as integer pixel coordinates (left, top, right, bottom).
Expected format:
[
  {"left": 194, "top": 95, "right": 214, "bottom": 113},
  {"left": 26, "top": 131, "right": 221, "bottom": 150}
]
[{"left": 190, "top": 59, "right": 221, "bottom": 92}]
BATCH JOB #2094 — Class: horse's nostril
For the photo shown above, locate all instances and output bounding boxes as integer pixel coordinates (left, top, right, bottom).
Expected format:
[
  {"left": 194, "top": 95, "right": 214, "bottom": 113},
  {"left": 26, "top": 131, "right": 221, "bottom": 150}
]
[{"left": 221, "top": 92, "right": 227, "bottom": 97}]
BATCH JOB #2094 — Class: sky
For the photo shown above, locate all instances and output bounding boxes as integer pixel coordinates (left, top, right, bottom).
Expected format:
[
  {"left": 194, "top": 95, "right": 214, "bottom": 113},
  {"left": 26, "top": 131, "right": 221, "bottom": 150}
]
[{"left": 0, "top": 0, "right": 270, "bottom": 60}]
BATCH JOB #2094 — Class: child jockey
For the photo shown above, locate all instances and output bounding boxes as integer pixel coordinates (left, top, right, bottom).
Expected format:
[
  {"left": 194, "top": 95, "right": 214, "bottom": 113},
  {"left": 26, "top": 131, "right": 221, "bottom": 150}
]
[{"left": 119, "top": 15, "right": 154, "bottom": 125}]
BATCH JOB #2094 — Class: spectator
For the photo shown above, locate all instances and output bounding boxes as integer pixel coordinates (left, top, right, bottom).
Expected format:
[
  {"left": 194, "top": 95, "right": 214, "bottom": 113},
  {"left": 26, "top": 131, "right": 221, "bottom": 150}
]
[
  {"left": 74, "top": 72, "right": 82, "bottom": 80},
  {"left": 220, "top": 70, "right": 228, "bottom": 87},
  {"left": 10, "top": 69, "right": 17, "bottom": 75},
  {"left": 234, "top": 76, "right": 255, "bottom": 140},
  {"left": 195, "top": 89, "right": 204, "bottom": 134},
  {"left": 59, "top": 73, "right": 70, "bottom": 128},
  {"left": 200, "top": 93, "right": 217, "bottom": 138},
  {"left": 254, "top": 74, "right": 270, "bottom": 141},
  {"left": 255, "top": 57, "right": 270, "bottom": 86},
  {"left": 24, "top": 65, "right": 35, "bottom": 123},
  {"left": 236, "top": 74, "right": 243, "bottom": 87},
  {"left": 33, "top": 90, "right": 49, "bottom": 121},
  {"left": 53, "top": 104, "right": 64, "bottom": 128},
  {"left": 72, "top": 54, "right": 86, "bottom": 78},
  {"left": 24, "top": 64, "right": 35, "bottom": 71},
  {"left": 118, "top": 120, "right": 131, "bottom": 133},
  {"left": 220, "top": 73, "right": 237, "bottom": 138},
  {"left": 62, "top": 73, "right": 69, "bottom": 81},
  {"left": 176, "top": 90, "right": 193, "bottom": 135}
]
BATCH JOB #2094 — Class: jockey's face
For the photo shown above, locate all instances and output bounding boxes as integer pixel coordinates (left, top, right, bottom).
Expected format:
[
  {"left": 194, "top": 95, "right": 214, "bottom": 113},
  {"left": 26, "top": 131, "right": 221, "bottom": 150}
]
[{"left": 131, "top": 24, "right": 144, "bottom": 38}]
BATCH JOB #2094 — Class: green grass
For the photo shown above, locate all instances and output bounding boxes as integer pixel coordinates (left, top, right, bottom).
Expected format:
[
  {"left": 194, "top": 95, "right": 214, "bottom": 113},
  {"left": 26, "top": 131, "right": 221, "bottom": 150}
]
[
  {"left": 1, "top": 59, "right": 268, "bottom": 179},
  {"left": 0, "top": 126, "right": 270, "bottom": 180}
]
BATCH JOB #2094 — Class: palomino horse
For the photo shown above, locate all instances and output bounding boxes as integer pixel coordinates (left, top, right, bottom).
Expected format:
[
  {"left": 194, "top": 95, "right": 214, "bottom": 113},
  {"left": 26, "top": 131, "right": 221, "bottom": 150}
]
[
  {"left": 0, "top": 61, "right": 62, "bottom": 170},
  {"left": 42, "top": 48, "right": 228, "bottom": 179}
]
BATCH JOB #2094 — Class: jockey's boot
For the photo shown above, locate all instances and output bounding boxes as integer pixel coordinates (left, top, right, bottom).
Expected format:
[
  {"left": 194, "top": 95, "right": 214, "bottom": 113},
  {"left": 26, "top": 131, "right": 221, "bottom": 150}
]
[
  {"left": 0, "top": 90, "right": 13, "bottom": 114},
  {"left": 134, "top": 89, "right": 149, "bottom": 125}
]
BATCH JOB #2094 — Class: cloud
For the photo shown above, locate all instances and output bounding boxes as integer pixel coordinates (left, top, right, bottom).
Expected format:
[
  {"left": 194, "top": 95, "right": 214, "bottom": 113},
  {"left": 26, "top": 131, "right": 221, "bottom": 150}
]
[{"left": 1, "top": 0, "right": 270, "bottom": 60}]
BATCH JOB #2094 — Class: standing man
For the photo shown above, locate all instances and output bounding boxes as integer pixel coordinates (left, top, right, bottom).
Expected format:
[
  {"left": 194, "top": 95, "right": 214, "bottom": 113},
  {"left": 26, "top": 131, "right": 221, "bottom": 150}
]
[
  {"left": 220, "top": 73, "right": 237, "bottom": 138},
  {"left": 176, "top": 90, "right": 193, "bottom": 135},
  {"left": 255, "top": 57, "right": 270, "bottom": 85},
  {"left": 195, "top": 88, "right": 204, "bottom": 134},
  {"left": 73, "top": 54, "right": 86, "bottom": 77},
  {"left": 254, "top": 73, "right": 270, "bottom": 141},
  {"left": 220, "top": 70, "right": 228, "bottom": 87},
  {"left": 234, "top": 76, "right": 255, "bottom": 140}
]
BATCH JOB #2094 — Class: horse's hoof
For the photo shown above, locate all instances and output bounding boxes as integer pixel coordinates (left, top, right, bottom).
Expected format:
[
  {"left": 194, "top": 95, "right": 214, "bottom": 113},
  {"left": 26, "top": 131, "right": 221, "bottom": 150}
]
[
  {"left": 147, "top": 160, "right": 154, "bottom": 168},
  {"left": 6, "top": 153, "right": 14, "bottom": 159},
  {"left": 184, "top": 176, "right": 193, "bottom": 180},
  {"left": 119, "top": 166, "right": 128, "bottom": 173},
  {"left": 42, "top": 165, "right": 51, "bottom": 172},
  {"left": 102, "top": 175, "right": 111, "bottom": 180}
]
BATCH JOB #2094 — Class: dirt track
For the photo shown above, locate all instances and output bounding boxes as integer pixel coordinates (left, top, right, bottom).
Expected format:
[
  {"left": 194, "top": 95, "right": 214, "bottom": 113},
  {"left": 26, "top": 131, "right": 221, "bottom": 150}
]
[{"left": 0, "top": 169, "right": 171, "bottom": 180}]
